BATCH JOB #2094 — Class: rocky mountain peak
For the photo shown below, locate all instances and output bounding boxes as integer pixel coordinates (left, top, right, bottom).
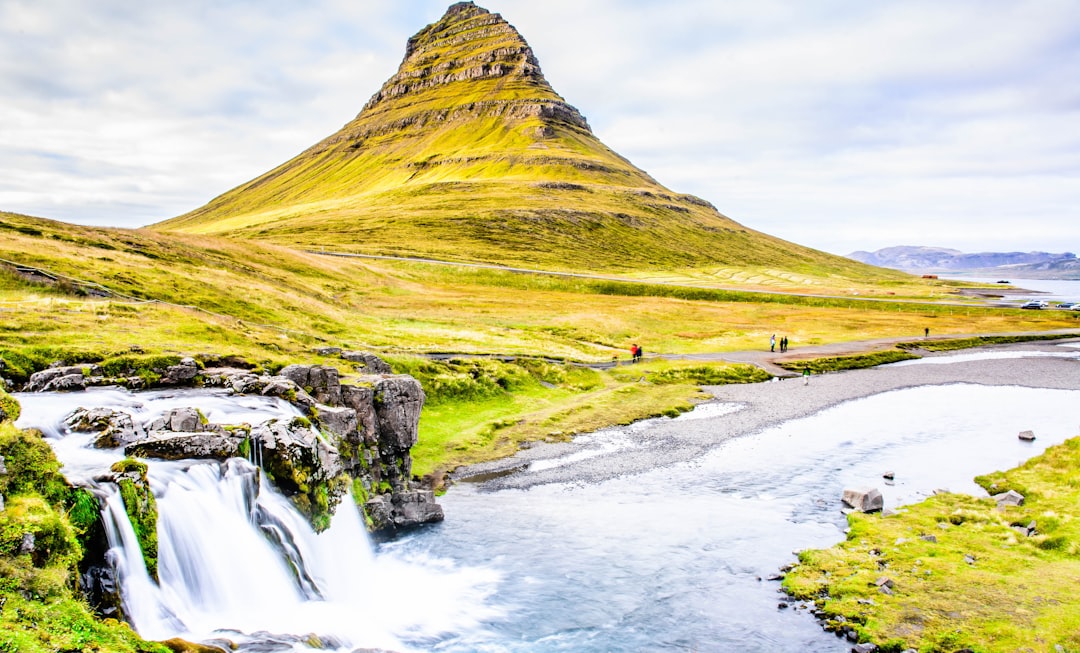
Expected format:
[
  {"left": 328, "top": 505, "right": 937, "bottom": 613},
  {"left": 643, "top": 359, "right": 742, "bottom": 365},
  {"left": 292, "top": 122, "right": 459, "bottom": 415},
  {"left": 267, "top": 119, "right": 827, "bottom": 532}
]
[{"left": 355, "top": 2, "right": 588, "bottom": 133}]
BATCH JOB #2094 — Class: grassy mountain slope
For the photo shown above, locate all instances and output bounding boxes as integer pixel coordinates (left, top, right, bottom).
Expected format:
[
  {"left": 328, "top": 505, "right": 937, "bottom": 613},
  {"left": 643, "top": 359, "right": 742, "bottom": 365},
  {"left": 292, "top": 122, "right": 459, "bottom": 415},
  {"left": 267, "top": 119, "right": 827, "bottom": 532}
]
[
  {"left": 155, "top": 2, "right": 895, "bottom": 279},
  {"left": 3, "top": 210, "right": 1075, "bottom": 366}
]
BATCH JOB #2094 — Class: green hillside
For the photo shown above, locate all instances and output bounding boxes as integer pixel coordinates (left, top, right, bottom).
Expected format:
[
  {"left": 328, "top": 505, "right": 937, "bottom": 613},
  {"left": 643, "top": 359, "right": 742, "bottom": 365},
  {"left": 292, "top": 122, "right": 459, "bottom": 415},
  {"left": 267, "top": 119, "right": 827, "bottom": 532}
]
[{"left": 155, "top": 2, "right": 892, "bottom": 278}]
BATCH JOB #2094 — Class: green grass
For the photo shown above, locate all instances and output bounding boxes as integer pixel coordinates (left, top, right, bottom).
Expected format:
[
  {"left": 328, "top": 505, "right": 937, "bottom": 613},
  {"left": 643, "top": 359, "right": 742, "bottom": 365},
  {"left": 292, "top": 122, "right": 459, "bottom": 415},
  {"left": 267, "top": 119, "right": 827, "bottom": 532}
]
[
  {"left": 897, "top": 333, "right": 1079, "bottom": 352},
  {"left": 783, "top": 436, "right": 1080, "bottom": 652},
  {"left": 0, "top": 415, "right": 168, "bottom": 653},
  {"left": 776, "top": 350, "right": 922, "bottom": 373}
]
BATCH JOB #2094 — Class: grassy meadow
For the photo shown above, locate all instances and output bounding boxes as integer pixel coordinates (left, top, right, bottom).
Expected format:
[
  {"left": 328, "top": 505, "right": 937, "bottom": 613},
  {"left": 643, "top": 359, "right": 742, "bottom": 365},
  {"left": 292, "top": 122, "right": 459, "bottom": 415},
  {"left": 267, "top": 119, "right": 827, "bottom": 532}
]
[
  {"left": 3, "top": 209, "right": 1079, "bottom": 480},
  {"left": 784, "top": 437, "right": 1080, "bottom": 653}
]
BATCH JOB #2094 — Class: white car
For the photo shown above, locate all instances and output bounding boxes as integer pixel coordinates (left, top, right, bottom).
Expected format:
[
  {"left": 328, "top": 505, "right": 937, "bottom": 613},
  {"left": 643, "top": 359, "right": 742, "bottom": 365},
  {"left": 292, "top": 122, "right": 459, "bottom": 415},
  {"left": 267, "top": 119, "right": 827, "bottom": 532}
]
[{"left": 1020, "top": 300, "right": 1048, "bottom": 309}]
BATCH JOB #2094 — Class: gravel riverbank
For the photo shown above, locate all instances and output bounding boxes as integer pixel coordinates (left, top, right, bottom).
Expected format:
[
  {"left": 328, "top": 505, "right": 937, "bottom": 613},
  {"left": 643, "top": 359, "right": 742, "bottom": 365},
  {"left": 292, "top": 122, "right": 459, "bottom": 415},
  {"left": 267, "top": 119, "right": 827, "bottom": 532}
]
[{"left": 453, "top": 339, "right": 1080, "bottom": 490}]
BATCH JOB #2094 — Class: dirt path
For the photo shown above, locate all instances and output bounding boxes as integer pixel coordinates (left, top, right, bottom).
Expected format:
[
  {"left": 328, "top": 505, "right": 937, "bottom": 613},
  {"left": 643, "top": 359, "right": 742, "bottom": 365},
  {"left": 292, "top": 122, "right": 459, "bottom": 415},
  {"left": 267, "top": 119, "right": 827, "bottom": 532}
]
[{"left": 661, "top": 329, "right": 1080, "bottom": 376}]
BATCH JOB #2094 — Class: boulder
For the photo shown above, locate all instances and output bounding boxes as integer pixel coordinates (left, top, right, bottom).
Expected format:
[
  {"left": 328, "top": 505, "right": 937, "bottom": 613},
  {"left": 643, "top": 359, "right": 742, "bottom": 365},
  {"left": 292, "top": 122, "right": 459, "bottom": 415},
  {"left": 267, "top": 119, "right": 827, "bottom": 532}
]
[
  {"left": 41, "top": 373, "right": 87, "bottom": 392},
  {"left": 315, "top": 347, "right": 343, "bottom": 357},
  {"left": 841, "top": 487, "right": 883, "bottom": 513},
  {"left": 993, "top": 489, "right": 1025, "bottom": 508},
  {"left": 160, "top": 357, "right": 199, "bottom": 385},
  {"left": 228, "top": 372, "right": 265, "bottom": 394},
  {"left": 1018, "top": 430, "right": 1036, "bottom": 442},
  {"left": 64, "top": 407, "right": 146, "bottom": 448},
  {"left": 365, "top": 489, "right": 444, "bottom": 536},
  {"left": 342, "top": 351, "right": 393, "bottom": 374},
  {"left": 25, "top": 366, "right": 85, "bottom": 391},
  {"left": 144, "top": 407, "right": 204, "bottom": 433},
  {"left": 126, "top": 432, "right": 243, "bottom": 460}
]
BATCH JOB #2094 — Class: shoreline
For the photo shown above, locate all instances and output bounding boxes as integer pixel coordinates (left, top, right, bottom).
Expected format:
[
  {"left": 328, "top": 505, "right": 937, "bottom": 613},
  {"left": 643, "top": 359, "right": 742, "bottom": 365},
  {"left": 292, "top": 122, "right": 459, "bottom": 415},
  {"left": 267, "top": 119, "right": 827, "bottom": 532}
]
[{"left": 452, "top": 339, "right": 1080, "bottom": 490}]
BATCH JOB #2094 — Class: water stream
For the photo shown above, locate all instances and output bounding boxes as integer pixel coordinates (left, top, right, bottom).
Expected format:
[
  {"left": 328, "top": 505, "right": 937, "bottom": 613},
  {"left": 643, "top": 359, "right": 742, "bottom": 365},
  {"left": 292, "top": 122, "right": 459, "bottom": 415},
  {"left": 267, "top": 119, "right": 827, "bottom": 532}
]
[{"left": 15, "top": 381, "right": 1080, "bottom": 652}]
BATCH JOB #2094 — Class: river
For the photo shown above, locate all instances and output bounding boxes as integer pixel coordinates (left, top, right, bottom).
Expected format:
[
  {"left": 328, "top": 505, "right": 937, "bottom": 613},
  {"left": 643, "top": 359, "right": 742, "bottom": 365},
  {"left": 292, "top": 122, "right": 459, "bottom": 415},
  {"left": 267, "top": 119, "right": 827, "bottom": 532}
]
[
  {"left": 944, "top": 276, "right": 1080, "bottom": 304},
  {"left": 13, "top": 352, "right": 1080, "bottom": 652}
]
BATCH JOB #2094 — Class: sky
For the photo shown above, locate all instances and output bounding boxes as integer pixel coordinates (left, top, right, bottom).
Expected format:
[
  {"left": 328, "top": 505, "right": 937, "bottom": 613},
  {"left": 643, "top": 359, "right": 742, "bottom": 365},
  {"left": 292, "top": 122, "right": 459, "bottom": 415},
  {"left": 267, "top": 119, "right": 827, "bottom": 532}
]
[{"left": 2, "top": 0, "right": 1078, "bottom": 256}]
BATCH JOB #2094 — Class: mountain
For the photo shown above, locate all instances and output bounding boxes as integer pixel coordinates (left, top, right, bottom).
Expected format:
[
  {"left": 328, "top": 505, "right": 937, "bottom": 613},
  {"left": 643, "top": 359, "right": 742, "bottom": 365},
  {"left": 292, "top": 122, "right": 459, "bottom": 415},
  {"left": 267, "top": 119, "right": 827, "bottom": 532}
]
[
  {"left": 155, "top": 2, "right": 886, "bottom": 278},
  {"left": 848, "top": 246, "right": 1079, "bottom": 278}
]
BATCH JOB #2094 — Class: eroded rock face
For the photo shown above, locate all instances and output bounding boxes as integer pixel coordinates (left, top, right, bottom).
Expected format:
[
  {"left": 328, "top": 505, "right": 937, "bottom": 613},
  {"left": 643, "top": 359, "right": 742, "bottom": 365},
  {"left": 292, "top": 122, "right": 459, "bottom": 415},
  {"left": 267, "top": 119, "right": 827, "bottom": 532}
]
[
  {"left": 373, "top": 376, "right": 424, "bottom": 454},
  {"left": 26, "top": 366, "right": 88, "bottom": 392},
  {"left": 277, "top": 364, "right": 341, "bottom": 405}
]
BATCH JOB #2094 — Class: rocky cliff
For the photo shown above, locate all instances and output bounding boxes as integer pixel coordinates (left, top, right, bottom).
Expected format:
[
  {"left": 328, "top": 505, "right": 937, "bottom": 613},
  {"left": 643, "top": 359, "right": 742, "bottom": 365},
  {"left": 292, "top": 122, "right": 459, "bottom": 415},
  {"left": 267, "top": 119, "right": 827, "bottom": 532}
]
[{"left": 14, "top": 353, "right": 443, "bottom": 538}]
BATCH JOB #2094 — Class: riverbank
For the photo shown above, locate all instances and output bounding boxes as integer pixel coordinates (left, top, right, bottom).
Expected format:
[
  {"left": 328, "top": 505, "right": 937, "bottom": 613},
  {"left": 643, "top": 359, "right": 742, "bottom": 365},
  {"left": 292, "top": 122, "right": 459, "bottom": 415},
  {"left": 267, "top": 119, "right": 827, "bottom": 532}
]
[
  {"left": 783, "top": 435, "right": 1080, "bottom": 652},
  {"left": 452, "top": 338, "right": 1080, "bottom": 490}
]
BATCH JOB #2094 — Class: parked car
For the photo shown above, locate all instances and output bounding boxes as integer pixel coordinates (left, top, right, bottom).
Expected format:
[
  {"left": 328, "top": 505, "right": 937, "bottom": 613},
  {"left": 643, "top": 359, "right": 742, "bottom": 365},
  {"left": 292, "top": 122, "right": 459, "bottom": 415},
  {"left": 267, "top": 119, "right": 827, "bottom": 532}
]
[
  {"left": 1056, "top": 302, "right": 1077, "bottom": 310},
  {"left": 1021, "top": 300, "right": 1048, "bottom": 309}
]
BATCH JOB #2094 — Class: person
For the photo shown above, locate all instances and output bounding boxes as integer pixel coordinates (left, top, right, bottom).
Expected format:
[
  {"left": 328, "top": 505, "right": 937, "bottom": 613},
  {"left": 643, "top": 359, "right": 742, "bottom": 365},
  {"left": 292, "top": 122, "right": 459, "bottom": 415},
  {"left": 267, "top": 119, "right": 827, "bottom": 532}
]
[
  {"left": 803, "top": 367, "right": 811, "bottom": 386},
  {"left": 924, "top": 327, "right": 929, "bottom": 338},
  {"left": 770, "top": 334, "right": 776, "bottom": 352},
  {"left": 781, "top": 336, "right": 788, "bottom": 353},
  {"left": 636, "top": 344, "right": 644, "bottom": 363},
  {"left": 631, "top": 344, "right": 640, "bottom": 363}
]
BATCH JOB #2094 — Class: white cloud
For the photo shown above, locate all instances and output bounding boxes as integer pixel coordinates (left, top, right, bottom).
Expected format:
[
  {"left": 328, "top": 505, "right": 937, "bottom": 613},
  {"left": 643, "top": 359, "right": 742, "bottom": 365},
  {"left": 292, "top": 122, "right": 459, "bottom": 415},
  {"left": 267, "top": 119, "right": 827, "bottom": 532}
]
[{"left": 1, "top": 0, "right": 1077, "bottom": 255}]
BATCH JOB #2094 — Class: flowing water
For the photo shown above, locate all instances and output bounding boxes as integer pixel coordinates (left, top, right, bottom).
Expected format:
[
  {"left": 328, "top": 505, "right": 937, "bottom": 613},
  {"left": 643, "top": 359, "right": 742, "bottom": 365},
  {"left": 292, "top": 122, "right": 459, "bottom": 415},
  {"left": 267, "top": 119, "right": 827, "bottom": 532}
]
[{"left": 15, "top": 382, "right": 1080, "bottom": 652}]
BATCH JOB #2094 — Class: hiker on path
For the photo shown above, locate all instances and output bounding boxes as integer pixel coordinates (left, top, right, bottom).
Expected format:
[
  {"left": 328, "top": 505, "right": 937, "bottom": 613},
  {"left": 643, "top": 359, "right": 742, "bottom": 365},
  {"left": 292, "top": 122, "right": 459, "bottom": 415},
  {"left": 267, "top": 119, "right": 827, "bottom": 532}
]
[
  {"left": 636, "top": 344, "right": 644, "bottom": 363},
  {"left": 780, "top": 336, "right": 787, "bottom": 353},
  {"left": 630, "top": 344, "right": 638, "bottom": 363},
  {"left": 770, "top": 334, "right": 776, "bottom": 352},
  {"left": 924, "top": 327, "right": 930, "bottom": 338},
  {"left": 803, "top": 368, "right": 810, "bottom": 386}
]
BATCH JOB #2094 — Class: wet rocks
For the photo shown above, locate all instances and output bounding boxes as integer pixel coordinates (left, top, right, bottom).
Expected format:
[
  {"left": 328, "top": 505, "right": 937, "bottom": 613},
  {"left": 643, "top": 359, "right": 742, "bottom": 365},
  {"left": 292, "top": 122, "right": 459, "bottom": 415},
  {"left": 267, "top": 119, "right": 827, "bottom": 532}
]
[
  {"left": 126, "top": 432, "right": 244, "bottom": 461},
  {"left": 25, "top": 366, "right": 89, "bottom": 392},
  {"left": 842, "top": 487, "right": 884, "bottom": 513},
  {"left": 65, "top": 407, "right": 146, "bottom": 448},
  {"left": 365, "top": 488, "right": 444, "bottom": 537},
  {"left": 159, "top": 357, "right": 200, "bottom": 385}
]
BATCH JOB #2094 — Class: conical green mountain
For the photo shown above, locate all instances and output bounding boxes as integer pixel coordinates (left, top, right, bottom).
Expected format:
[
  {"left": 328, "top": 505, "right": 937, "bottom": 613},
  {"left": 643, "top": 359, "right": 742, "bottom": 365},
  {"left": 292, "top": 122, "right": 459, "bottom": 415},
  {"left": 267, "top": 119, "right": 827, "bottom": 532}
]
[{"left": 155, "top": 2, "right": 879, "bottom": 276}]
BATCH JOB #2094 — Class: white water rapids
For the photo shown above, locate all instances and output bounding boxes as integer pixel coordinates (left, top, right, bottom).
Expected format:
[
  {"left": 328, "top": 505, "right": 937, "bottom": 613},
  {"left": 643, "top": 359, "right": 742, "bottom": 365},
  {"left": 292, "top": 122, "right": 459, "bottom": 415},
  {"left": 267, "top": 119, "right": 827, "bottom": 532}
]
[
  {"left": 14, "top": 376, "right": 1080, "bottom": 652},
  {"left": 16, "top": 389, "right": 501, "bottom": 652}
]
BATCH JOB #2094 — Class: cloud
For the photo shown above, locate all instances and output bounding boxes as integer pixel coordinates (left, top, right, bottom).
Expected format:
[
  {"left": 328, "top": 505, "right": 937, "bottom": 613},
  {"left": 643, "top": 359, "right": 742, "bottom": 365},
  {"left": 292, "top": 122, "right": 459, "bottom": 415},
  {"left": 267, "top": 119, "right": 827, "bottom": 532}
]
[{"left": 0, "top": 0, "right": 1077, "bottom": 254}]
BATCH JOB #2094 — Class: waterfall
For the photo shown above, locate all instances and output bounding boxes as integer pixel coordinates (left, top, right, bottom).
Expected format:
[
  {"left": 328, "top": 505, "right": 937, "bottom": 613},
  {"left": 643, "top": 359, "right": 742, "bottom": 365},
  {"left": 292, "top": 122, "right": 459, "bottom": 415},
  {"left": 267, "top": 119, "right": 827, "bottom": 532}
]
[{"left": 15, "top": 388, "right": 502, "bottom": 653}]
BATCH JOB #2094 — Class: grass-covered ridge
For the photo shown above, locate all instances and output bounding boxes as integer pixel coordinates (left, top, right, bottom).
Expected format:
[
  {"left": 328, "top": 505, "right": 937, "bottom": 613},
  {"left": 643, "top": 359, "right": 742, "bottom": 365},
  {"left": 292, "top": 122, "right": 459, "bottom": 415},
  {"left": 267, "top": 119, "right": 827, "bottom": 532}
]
[{"left": 783, "top": 437, "right": 1080, "bottom": 652}]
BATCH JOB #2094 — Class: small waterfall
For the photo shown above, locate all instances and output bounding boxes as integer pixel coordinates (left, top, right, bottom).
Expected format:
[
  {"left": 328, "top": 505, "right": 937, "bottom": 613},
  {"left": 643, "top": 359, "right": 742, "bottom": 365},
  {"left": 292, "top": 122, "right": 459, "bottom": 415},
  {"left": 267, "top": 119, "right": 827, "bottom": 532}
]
[{"left": 15, "top": 388, "right": 502, "bottom": 653}]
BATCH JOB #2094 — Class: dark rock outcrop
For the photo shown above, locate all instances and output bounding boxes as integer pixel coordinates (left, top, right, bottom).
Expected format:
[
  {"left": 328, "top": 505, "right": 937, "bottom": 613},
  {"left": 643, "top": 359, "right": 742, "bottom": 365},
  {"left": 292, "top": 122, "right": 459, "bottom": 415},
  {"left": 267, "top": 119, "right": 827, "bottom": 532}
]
[{"left": 126, "top": 432, "right": 244, "bottom": 461}]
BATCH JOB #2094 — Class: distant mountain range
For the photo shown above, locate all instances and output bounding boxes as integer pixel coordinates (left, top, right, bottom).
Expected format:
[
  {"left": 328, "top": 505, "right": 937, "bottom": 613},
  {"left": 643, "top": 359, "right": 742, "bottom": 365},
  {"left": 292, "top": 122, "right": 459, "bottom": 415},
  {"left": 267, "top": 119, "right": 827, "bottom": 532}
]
[{"left": 847, "top": 246, "right": 1080, "bottom": 279}]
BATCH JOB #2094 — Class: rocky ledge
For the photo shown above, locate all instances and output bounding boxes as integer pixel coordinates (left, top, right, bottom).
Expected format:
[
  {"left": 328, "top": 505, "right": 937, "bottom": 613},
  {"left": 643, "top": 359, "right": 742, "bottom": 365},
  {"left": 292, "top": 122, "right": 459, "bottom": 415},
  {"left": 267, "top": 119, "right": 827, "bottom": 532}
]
[{"left": 24, "top": 353, "right": 442, "bottom": 538}]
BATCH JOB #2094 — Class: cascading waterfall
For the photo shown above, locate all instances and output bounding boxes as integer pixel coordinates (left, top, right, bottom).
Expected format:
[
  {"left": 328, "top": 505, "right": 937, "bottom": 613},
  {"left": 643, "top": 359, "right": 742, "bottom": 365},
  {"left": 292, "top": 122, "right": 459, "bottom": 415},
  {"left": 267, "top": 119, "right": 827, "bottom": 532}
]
[{"left": 15, "top": 388, "right": 502, "bottom": 653}]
